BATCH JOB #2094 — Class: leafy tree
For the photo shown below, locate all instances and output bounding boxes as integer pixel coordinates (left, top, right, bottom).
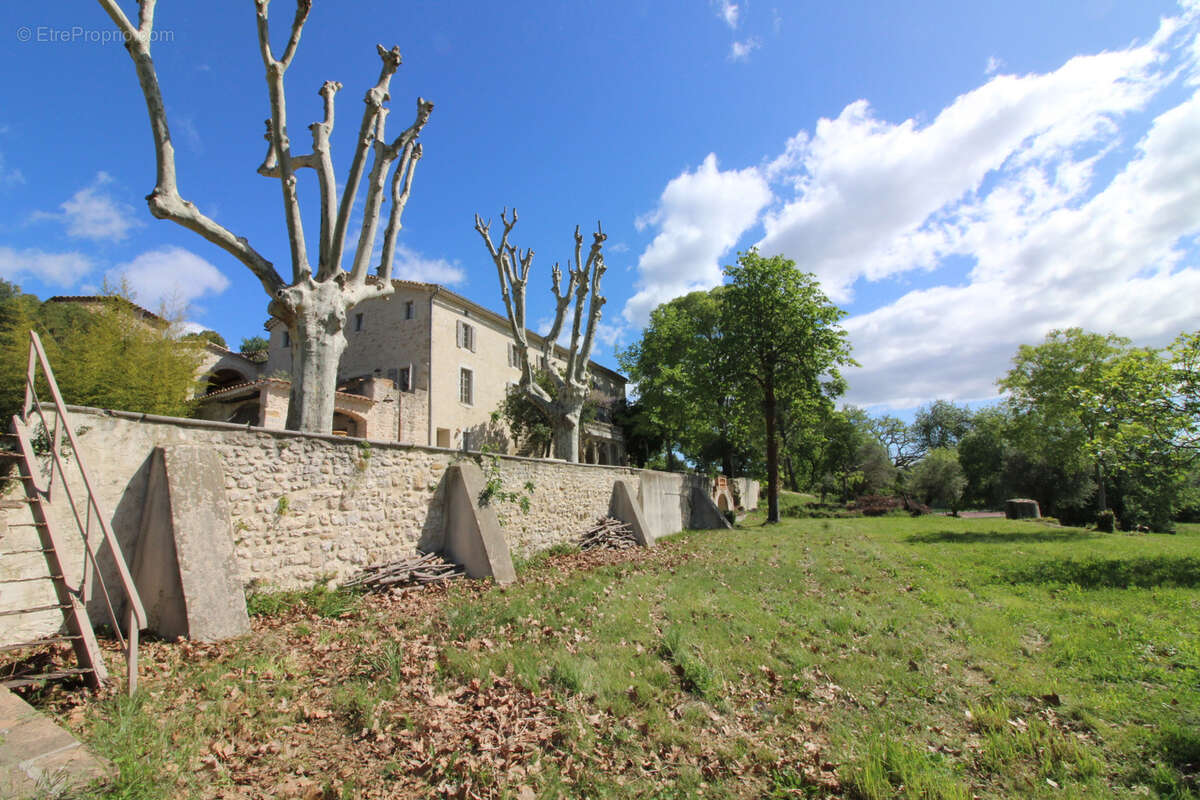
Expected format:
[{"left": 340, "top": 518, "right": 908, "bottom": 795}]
[
  {"left": 721, "top": 250, "right": 853, "bottom": 523},
  {"left": 611, "top": 398, "right": 666, "bottom": 469},
  {"left": 0, "top": 286, "right": 203, "bottom": 421},
  {"left": 956, "top": 407, "right": 1011, "bottom": 508},
  {"left": 999, "top": 328, "right": 1131, "bottom": 517},
  {"left": 909, "top": 448, "right": 967, "bottom": 510},
  {"left": 183, "top": 329, "right": 228, "bottom": 349},
  {"left": 866, "top": 413, "right": 924, "bottom": 469},
  {"left": 913, "top": 400, "right": 974, "bottom": 453},
  {"left": 240, "top": 335, "right": 271, "bottom": 364}
]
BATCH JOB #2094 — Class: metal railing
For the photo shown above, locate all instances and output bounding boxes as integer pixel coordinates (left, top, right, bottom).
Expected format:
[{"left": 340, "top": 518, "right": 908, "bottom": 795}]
[{"left": 17, "top": 330, "right": 146, "bottom": 693}]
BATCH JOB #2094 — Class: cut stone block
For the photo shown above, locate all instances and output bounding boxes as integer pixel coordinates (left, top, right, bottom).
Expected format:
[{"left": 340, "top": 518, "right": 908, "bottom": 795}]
[
  {"left": 609, "top": 480, "right": 654, "bottom": 547},
  {"left": 1005, "top": 498, "right": 1041, "bottom": 519},
  {"left": 442, "top": 462, "right": 516, "bottom": 585},
  {"left": 130, "top": 445, "right": 250, "bottom": 641}
]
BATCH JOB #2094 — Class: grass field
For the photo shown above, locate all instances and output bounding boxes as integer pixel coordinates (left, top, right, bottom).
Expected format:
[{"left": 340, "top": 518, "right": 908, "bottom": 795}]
[{"left": 27, "top": 499, "right": 1200, "bottom": 798}]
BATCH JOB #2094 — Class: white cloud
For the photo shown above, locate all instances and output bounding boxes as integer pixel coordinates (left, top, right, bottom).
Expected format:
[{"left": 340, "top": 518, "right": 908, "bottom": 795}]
[
  {"left": 35, "top": 172, "right": 142, "bottom": 242},
  {"left": 623, "top": 153, "right": 772, "bottom": 327},
  {"left": 843, "top": 82, "right": 1200, "bottom": 409},
  {"left": 985, "top": 55, "right": 1004, "bottom": 75},
  {"left": 107, "top": 246, "right": 230, "bottom": 312},
  {"left": 758, "top": 35, "right": 1167, "bottom": 302},
  {"left": 714, "top": 1, "right": 739, "bottom": 29},
  {"left": 0, "top": 246, "right": 95, "bottom": 287},
  {"left": 391, "top": 244, "right": 465, "bottom": 285},
  {"left": 729, "top": 38, "right": 760, "bottom": 62}
]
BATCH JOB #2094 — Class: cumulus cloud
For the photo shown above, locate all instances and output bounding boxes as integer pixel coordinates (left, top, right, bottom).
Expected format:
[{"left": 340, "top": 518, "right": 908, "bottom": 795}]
[
  {"left": 0, "top": 246, "right": 95, "bottom": 286},
  {"left": 34, "top": 172, "right": 142, "bottom": 242},
  {"left": 623, "top": 153, "right": 771, "bottom": 326},
  {"left": 627, "top": 6, "right": 1200, "bottom": 409},
  {"left": 392, "top": 244, "right": 465, "bottom": 285},
  {"left": 758, "top": 36, "right": 1167, "bottom": 301},
  {"left": 107, "top": 246, "right": 230, "bottom": 312}
]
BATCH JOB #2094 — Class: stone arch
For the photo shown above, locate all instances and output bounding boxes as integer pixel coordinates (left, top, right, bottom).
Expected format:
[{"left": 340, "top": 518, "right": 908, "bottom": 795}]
[
  {"left": 204, "top": 367, "right": 252, "bottom": 395},
  {"left": 332, "top": 410, "right": 365, "bottom": 437}
]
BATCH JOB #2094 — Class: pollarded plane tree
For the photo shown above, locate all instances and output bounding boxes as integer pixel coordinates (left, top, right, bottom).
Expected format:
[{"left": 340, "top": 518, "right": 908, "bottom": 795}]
[
  {"left": 474, "top": 210, "right": 607, "bottom": 463},
  {"left": 98, "top": 0, "right": 433, "bottom": 433}
]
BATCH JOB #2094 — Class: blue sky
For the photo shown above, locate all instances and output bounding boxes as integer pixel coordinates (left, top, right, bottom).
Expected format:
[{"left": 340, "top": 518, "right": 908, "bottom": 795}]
[{"left": 2, "top": 1, "right": 1198, "bottom": 414}]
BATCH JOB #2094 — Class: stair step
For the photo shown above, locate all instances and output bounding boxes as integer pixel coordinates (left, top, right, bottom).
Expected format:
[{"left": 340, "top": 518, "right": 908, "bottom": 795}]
[
  {"left": 4, "top": 521, "right": 50, "bottom": 529},
  {"left": 1, "top": 668, "right": 95, "bottom": 688},
  {"left": 0, "top": 548, "right": 54, "bottom": 556},
  {"left": 0, "top": 574, "right": 63, "bottom": 585},
  {"left": 0, "top": 635, "right": 81, "bottom": 653},
  {"left": 0, "top": 603, "right": 71, "bottom": 617}
]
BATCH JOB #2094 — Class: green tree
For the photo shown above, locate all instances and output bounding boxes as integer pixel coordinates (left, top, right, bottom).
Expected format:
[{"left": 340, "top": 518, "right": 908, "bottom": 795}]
[
  {"left": 182, "top": 329, "right": 228, "bottom": 349},
  {"left": 721, "top": 250, "right": 853, "bottom": 523},
  {"left": 909, "top": 448, "right": 967, "bottom": 510},
  {"left": 240, "top": 335, "right": 271, "bottom": 363},
  {"left": 956, "top": 406, "right": 1011, "bottom": 508},
  {"left": 999, "top": 328, "right": 1131, "bottom": 518},
  {"left": 913, "top": 400, "right": 974, "bottom": 453},
  {"left": 618, "top": 289, "right": 751, "bottom": 473},
  {"left": 0, "top": 287, "right": 205, "bottom": 420}
]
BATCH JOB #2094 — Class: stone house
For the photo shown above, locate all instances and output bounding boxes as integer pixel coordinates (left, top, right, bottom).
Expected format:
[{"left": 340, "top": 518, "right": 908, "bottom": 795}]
[{"left": 196, "top": 281, "right": 627, "bottom": 464}]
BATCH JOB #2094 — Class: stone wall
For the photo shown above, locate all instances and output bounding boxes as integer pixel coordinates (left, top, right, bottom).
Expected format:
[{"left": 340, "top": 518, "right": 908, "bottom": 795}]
[{"left": 1, "top": 406, "right": 755, "bottom": 645}]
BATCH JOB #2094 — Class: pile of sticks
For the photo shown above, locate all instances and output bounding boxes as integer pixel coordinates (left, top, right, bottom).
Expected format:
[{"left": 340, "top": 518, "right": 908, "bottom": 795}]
[
  {"left": 579, "top": 516, "right": 639, "bottom": 551},
  {"left": 344, "top": 551, "right": 464, "bottom": 591}
]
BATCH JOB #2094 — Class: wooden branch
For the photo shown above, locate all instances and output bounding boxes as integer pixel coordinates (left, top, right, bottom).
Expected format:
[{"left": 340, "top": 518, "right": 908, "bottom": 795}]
[
  {"left": 256, "top": 0, "right": 311, "bottom": 283},
  {"left": 377, "top": 140, "right": 421, "bottom": 284},
  {"left": 350, "top": 95, "right": 433, "bottom": 287},
  {"left": 329, "top": 45, "right": 403, "bottom": 276},
  {"left": 574, "top": 225, "right": 608, "bottom": 384},
  {"left": 312, "top": 80, "right": 341, "bottom": 277},
  {"left": 97, "top": 0, "right": 286, "bottom": 297}
]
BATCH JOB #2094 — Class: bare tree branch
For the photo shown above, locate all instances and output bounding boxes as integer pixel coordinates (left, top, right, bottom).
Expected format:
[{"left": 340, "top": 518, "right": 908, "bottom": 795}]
[
  {"left": 574, "top": 225, "right": 608, "bottom": 384},
  {"left": 97, "top": 0, "right": 285, "bottom": 297},
  {"left": 329, "top": 45, "right": 403, "bottom": 275},
  {"left": 255, "top": 0, "right": 311, "bottom": 283},
  {"left": 377, "top": 140, "right": 420, "bottom": 284},
  {"left": 311, "top": 80, "right": 340, "bottom": 276}
]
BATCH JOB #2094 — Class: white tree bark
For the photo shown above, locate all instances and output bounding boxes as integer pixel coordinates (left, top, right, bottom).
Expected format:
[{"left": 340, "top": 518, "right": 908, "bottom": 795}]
[
  {"left": 475, "top": 210, "right": 607, "bottom": 462},
  {"left": 98, "top": 0, "right": 433, "bottom": 434}
]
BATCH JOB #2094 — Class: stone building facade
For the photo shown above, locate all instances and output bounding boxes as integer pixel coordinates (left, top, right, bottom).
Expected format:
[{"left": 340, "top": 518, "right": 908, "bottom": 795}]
[{"left": 235, "top": 281, "right": 627, "bottom": 463}]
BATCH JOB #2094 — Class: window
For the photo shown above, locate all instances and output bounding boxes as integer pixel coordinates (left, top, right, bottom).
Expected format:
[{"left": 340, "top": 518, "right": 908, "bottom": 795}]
[
  {"left": 459, "top": 367, "right": 473, "bottom": 405},
  {"left": 354, "top": 312, "right": 364, "bottom": 332},
  {"left": 461, "top": 431, "right": 473, "bottom": 452},
  {"left": 436, "top": 428, "right": 451, "bottom": 448},
  {"left": 282, "top": 330, "right": 290, "bottom": 348},
  {"left": 405, "top": 300, "right": 414, "bottom": 320},
  {"left": 397, "top": 366, "right": 411, "bottom": 392},
  {"left": 539, "top": 355, "right": 549, "bottom": 371},
  {"left": 456, "top": 321, "right": 475, "bottom": 351},
  {"left": 508, "top": 343, "right": 521, "bottom": 368}
]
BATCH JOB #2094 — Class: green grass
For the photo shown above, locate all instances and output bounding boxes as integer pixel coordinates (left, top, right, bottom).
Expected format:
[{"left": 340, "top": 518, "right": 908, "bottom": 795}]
[{"left": 45, "top": 500, "right": 1200, "bottom": 798}]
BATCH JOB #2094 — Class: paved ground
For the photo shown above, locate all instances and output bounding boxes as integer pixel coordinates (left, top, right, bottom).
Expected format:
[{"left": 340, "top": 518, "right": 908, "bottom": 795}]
[{"left": 0, "top": 686, "right": 112, "bottom": 798}]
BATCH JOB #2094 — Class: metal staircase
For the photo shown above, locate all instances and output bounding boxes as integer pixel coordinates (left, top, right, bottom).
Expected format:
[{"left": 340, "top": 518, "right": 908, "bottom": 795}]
[{"left": 0, "top": 331, "right": 146, "bottom": 693}]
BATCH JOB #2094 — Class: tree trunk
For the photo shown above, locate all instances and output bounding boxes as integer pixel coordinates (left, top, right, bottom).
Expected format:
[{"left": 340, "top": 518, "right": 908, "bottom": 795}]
[
  {"left": 764, "top": 379, "right": 780, "bottom": 523},
  {"left": 552, "top": 411, "right": 580, "bottom": 461},
  {"left": 280, "top": 281, "right": 349, "bottom": 434}
]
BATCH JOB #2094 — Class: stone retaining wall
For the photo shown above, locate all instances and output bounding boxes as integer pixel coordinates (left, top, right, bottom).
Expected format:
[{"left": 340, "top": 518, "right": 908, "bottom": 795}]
[{"left": 2, "top": 406, "right": 756, "bottom": 644}]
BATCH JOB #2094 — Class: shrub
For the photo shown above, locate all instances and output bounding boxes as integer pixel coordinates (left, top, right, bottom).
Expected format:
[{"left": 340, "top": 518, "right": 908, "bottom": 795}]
[{"left": 1096, "top": 509, "right": 1117, "bottom": 533}]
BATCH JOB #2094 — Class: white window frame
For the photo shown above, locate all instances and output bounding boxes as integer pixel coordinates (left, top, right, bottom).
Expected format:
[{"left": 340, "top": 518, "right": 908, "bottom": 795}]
[
  {"left": 456, "top": 320, "right": 476, "bottom": 352},
  {"left": 459, "top": 367, "right": 474, "bottom": 405},
  {"left": 508, "top": 342, "right": 522, "bottom": 368}
]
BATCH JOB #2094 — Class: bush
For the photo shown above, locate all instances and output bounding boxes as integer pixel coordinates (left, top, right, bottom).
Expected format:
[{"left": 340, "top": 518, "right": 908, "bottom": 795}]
[{"left": 1096, "top": 509, "right": 1117, "bottom": 533}]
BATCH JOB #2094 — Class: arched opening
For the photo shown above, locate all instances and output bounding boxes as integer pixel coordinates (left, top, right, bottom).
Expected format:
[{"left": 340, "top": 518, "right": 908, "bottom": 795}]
[
  {"left": 205, "top": 368, "right": 250, "bottom": 395},
  {"left": 227, "top": 401, "right": 261, "bottom": 426},
  {"left": 332, "top": 411, "right": 362, "bottom": 437},
  {"left": 717, "top": 493, "right": 730, "bottom": 511}
]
